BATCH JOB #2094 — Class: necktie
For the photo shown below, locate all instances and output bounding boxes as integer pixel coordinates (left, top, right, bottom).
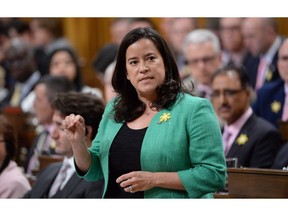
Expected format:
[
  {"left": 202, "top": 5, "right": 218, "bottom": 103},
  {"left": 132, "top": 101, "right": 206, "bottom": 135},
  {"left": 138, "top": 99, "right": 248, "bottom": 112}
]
[
  {"left": 282, "top": 94, "right": 288, "bottom": 121},
  {"left": 255, "top": 58, "right": 268, "bottom": 91},
  {"left": 49, "top": 162, "right": 70, "bottom": 197},
  {"left": 26, "top": 130, "right": 49, "bottom": 175},
  {"left": 10, "top": 83, "right": 21, "bottom": 106},
  {"left": 222, "top": 128, "right": 232, "bottom": 156}
]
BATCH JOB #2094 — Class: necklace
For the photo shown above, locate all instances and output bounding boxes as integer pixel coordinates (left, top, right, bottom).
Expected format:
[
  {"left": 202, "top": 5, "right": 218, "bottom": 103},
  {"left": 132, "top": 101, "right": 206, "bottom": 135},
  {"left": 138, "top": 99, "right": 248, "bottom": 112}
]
[{"left": 145, "top": 101, "right": 153, "bottom": 116}]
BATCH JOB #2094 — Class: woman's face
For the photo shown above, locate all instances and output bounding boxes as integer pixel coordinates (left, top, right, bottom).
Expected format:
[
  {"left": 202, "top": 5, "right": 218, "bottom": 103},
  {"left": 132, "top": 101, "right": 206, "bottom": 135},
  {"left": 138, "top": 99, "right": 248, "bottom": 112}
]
[
  {"left": 0, "top": 134, "right": 7, "bottom": 167},
  {"left": 49, "top": 51, "right": 77, "bottom": 81},
  {"left": 125, "top": 38, "right": 166, "bottom": 100}
]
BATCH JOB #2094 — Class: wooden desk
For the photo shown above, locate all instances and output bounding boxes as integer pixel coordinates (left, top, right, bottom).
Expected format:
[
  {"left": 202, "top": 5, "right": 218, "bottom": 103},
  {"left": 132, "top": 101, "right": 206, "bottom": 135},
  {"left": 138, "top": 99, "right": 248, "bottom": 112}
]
[{"left": 227, "top": 168, "right": 288, "bottom": 198}]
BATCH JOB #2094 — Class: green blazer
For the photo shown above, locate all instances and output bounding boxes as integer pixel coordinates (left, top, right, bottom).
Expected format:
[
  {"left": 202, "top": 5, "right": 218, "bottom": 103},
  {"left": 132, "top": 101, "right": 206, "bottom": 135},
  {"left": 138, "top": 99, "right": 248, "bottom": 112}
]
[{"left": 80, "top": 93, "right": 226, "bottom": 198}]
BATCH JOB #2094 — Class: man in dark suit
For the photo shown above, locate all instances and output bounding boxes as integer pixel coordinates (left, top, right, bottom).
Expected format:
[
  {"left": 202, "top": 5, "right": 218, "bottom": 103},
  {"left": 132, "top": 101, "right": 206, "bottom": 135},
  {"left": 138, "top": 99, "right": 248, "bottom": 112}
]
[
  {"left": 23, "top": 92, "right": 105, "bottom": 198},
  {"left": 211, "top": 65, "right": 282, "bottom": 168},
  {"left": 0, "top": 38, "right": 41, "bottom": 111},
  {"left": 252, "top": 38, "right": 288, "bottom": 129},
  {"left": 24, "top": 75, "right": 75, "bottom": 176},
  {"left": 242, "top": 18, "right": 283, "bottom": 91}
]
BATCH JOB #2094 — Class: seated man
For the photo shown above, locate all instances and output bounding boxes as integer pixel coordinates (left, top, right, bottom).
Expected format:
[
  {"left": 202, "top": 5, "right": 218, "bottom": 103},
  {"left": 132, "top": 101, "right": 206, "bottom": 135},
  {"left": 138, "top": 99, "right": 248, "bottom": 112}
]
[
  {"left": 211, "top": 65, "right": 282, "bottom": 168},
  {"left": 23, "top": 92, "right": 104, "bottom": 198},
  {"left": 252, "top": 38, "right": 288, "bottom": 129},
  {"left": 24, "top": 75, "right": 75, "bottom": 176}
]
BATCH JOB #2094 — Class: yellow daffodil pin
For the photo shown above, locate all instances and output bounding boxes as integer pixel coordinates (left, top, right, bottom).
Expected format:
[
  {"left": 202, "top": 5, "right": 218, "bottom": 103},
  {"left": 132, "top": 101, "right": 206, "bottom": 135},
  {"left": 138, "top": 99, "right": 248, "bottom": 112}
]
[
  {"left": 265, "top": 70, "right": 273, "bottom": 81},
  {"left": 50, "top": 140, "right": 56, "bottom": 150},
  {"left": 158, "top": 112, "right": 171, "bottom": 124},
  {"left": 271, "top": 100, "right": 281, "bottom": 113},
  {"left": 236, "top": 134, "right": 248, "bottom": 145}
]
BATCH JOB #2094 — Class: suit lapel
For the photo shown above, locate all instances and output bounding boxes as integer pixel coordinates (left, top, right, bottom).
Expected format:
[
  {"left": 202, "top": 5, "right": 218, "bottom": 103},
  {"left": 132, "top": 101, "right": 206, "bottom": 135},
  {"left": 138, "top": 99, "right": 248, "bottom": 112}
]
[
  {"left": 55, "top": 173, "right": 82, "bottom": 197},
  {"left": 37, "top": 163, "right": 62, "bottom": 197},
  {"left": 226, "top": 115, "right": 255, "bottom": 157}
]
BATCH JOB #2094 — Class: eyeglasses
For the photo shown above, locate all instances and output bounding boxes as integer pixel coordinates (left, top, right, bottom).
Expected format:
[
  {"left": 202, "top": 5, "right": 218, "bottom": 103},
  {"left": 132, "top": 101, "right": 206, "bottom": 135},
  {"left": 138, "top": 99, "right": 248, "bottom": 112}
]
[
  {"left": 211, "top": 89, "right": 245, "bottom": 98},
  {"left": 185, "top": 55, "right": 216, "bottom": 67}
]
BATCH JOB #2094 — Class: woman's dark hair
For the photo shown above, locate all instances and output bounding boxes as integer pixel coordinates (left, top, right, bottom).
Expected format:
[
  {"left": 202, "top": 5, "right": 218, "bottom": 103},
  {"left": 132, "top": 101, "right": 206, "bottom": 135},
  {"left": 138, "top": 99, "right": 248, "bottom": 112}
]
[
  {"left": 48, "top": 47, "right": 83, "bottom": 92},
  {"left": 0, "top": 115, "right": 16, "bottom": 173},
  {"left": 111, "top": 27, "right": 182, "bottom": 122}
]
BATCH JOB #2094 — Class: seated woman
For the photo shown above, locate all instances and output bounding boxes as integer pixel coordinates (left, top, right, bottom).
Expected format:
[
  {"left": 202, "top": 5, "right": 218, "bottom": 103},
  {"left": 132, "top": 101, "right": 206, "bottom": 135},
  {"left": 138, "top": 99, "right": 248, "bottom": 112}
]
[
  {"left": 48, "top": 47, "right": 103, "bottom": 100},
  {"left": 0, "top": 114, "right": 31, "bottom": 198}
]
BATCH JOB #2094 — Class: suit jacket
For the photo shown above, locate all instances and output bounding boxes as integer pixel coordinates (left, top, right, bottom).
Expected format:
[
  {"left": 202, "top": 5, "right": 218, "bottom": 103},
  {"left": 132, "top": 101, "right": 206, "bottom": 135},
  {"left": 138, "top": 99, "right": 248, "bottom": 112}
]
[
  {"left": 244, "top": 40, "right": 283, "bottom": 90},
  {"left": 0, "top": 70, "right": 41, "bottom": 111},
  {"left": 252, "top": 79, "right": 285, "bottom": 128},
  {"left": 226, "top": 114, "right": 282, "bottom": 168},
  {"left": 272, "top": 143, "right": 288, "bottom": 169},
  {"left": 24, "top": 130, "right": 56, "bottom": 174},
  {"left": 23, "top": 162, "right": 104, "bottom": 198},
  {"left": 78, "top": 93, "right": 226, "bottom": 198}
]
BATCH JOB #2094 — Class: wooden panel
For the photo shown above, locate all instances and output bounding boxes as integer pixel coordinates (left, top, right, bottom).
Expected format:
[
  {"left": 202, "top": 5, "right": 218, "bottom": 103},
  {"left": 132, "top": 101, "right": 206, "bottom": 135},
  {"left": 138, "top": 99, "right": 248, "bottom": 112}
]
[{"left": 227, "top": 168, "right": 288, "bottom": 198}]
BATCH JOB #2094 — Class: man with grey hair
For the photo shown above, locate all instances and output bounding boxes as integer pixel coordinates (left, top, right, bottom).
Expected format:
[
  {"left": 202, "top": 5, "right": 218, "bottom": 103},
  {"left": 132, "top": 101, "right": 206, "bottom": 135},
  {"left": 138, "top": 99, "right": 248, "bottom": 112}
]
[{"left": 182, "top": 29, "right": 222, "bottom": 99}]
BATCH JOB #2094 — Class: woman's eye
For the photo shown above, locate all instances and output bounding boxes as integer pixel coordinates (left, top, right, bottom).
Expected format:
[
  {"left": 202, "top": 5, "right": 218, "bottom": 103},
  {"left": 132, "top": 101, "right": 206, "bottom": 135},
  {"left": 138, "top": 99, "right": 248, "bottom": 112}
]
[
  {"left": 148, "top": 56, "right": 155, "bottom": 61},
  {"left": 130, "top": 60, "right": 137, "bottom": 65}
]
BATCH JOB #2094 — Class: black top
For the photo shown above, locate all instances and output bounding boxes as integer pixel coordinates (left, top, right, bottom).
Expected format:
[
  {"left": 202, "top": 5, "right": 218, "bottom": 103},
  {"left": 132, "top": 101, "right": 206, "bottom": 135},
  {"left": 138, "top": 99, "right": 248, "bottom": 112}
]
[{"left": 105, "top": 124, "right": 147, "bottom": 198}]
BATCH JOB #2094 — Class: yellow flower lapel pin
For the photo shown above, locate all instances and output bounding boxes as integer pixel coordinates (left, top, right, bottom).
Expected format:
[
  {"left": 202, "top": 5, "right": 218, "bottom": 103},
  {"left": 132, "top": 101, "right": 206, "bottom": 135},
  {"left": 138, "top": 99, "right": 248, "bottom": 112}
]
[
  {"left": 236, "top": 134, "right": 248, "bottom": 145},
  {"left": 158, "top": 112, "right": 171, "bottom": 124},
  {"left": 265, "top": 70, "right": 273, "bottom": 81},
  {"left": 271, "top": 100, "right": 281, "bottom": 113},
  {"left": 50, "top": 140, "right": 56, "bottom": 150}
]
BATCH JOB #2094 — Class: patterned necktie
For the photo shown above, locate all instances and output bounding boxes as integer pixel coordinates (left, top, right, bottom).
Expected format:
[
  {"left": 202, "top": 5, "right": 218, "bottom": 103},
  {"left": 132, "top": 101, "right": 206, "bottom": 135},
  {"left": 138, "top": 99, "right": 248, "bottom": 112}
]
[
  {"left": 10, "top": 83, "right": 21, "bottom": 106},
  {"left": 49, "top": 162, "right": 70, "bottom": 197}
]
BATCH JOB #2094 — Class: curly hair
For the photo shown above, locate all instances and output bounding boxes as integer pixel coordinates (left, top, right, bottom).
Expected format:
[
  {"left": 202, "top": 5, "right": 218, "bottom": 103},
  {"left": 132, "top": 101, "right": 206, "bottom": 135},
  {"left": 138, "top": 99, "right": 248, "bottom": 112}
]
[{"left": 52, "top": 92, "right": 105, "bottom": 139}]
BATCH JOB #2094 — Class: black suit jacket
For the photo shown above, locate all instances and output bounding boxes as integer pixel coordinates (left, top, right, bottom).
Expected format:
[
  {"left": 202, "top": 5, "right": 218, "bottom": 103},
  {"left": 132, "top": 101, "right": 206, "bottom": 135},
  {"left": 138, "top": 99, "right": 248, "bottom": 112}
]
[
  {"left": 272, "top": 143, "right": 288, "bottom": 169},
  {"left": 226, "top": 114, "right": 282, "bottom": 168},
  {"left": 23, "top": 162, "right": 104, "bottom": 198},
  {"left": 244, "top": 37, "right": 285, "bottom": 90}
]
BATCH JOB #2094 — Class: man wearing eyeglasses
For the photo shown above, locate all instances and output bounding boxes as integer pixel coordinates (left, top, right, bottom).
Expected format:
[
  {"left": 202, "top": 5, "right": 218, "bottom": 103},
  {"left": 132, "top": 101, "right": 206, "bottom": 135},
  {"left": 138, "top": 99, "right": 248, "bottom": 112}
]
[
  {"left": 182, "top": 29, "right": 222, "bottom": 99},
  {"left": 211, "top": 65, "right": 282, "bottom": 168}
]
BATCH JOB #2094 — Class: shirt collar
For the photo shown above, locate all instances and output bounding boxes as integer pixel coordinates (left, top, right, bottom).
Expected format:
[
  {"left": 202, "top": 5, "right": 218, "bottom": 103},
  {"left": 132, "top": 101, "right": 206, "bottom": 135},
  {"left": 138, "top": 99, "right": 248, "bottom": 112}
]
[
  {"left": 224, "top": 107, "right": 253, "bottom": 134},
  {"left": 261, "top": 36, "right": 282, "bottom": 63}
]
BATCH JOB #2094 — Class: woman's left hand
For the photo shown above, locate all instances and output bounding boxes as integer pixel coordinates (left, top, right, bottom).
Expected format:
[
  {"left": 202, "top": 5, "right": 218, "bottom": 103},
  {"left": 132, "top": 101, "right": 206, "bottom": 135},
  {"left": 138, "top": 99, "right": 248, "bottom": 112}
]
[{"left": 116, "top": 171, "right": 156, "bottom": 193}]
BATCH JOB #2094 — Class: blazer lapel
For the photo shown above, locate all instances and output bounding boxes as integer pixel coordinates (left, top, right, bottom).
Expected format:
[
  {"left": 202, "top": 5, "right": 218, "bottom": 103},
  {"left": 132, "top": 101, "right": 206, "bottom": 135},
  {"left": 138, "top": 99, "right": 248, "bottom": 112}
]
[{"left": 226, "top": 115, "right": 255, "bottom": 158}]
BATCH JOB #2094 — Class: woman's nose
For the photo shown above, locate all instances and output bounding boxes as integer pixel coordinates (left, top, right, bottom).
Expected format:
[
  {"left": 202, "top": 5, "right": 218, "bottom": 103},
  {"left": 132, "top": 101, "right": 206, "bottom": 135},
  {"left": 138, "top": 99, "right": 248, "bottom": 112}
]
[{"left": 139, "top": 61, "right": 149, "bottom": 72}]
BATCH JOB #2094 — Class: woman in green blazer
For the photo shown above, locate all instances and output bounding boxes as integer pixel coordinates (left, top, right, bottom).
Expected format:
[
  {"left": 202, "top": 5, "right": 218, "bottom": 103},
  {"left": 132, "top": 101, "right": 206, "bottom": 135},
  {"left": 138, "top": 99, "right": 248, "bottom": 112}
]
[{"left": 63, "top": 27, "right": 226, "bottom": 198}]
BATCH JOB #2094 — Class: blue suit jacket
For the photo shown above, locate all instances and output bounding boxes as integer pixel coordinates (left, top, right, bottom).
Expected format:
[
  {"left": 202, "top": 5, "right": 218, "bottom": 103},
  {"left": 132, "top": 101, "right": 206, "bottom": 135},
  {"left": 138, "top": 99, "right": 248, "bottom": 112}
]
[{"left": 252, "top": 79, "right": 285, "bottom": 128}]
